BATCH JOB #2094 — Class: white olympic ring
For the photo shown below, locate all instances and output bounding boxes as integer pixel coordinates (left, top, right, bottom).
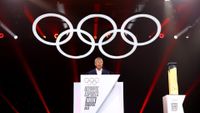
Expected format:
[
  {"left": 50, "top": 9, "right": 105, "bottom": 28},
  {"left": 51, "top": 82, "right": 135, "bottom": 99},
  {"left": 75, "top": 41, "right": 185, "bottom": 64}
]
[
  {"left": 32, "top": 13, "right": 161, "bottom": 59},
  {"left": 84, "top": 78, "right": 99, "bottom": 85}
]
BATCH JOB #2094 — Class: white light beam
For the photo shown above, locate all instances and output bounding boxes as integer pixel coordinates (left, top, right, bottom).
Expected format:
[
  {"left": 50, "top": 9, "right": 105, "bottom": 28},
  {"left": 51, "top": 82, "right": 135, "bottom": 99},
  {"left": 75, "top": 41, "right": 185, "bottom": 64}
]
[
  {"left": 0, "top": 21, "right": 18, "bottom": 39},
  {"left": 174, "top": 26, "right": 192, "bottom": 39}
]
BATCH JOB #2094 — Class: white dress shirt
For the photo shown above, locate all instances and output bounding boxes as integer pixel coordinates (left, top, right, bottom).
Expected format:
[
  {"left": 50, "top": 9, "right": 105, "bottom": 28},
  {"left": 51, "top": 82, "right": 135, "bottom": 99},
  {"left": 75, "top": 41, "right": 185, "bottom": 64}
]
[{"left": 96, "top": 68, "right": 102, "bottom": 75}]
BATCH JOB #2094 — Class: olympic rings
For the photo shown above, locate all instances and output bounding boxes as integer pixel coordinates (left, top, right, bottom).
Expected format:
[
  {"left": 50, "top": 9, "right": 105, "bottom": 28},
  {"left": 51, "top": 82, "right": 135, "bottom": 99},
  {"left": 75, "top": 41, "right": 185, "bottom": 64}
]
[
  {"left": 77, "top": 14, "right": 118, "bottom": 46},
  {"left": 32, "top": 13, "right": 74, "bottom": 46},
  {"left": 32, "top": 13, "right": 161, "bottom": 59},
  {"left": 98, "top": 29, "right": 138, "bottom": 59},
  {"left": 121, "top": 14, "right": 161, "bottom": 46},
  {"left": 56, "top": 29, "right": 96, "bottom": 59},
  {"left": 84, "top": 77, "right": 99, "bottom": 85}
]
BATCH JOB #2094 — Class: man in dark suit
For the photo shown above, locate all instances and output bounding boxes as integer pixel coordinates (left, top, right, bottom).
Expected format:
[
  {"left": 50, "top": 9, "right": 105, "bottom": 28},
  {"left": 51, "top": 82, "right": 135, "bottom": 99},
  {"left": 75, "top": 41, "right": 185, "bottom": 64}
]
[{"left": 87, "top": 57, "right": 110, "bottom": 75}]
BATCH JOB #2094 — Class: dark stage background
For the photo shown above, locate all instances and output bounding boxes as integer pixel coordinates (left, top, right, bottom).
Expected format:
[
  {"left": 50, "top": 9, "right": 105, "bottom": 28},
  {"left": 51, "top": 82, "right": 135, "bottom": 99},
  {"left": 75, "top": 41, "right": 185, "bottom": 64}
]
[{"left": 0, "top": 0, "right": 200, "bottom": 113}]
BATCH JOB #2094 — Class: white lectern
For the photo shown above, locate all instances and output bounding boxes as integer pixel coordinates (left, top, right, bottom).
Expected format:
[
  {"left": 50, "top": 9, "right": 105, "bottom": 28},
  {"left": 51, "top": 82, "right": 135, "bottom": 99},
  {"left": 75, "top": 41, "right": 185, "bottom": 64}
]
[
  {"left": 162, "top": 95, "right": 185, "bottom": 113},
  {"left": 163, "top": 62, "right": 185, "bottom": 113},
  {"left": 73, "top": 74, "right": 124, "bottom": 113}
]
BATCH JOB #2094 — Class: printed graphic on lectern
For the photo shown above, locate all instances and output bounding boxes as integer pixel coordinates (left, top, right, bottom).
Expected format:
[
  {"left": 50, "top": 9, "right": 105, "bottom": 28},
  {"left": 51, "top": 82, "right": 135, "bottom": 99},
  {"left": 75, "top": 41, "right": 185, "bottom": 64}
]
[
  {"left": 84, "top": 77, "right": 99, "bottom": 110},
  {"left": 171, "top": 103, "right": 178, "bottom": 111}
]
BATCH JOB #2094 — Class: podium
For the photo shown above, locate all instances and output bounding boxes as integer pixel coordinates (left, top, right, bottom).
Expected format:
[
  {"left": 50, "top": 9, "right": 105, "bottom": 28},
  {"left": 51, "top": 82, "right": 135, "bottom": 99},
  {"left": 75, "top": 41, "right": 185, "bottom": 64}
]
[
  {"left": 162, "top": 95, "right": 185, "bottom": 113},
  {"left": 73, "top": 74, "right": 124, "bottom": 113},
  {"left": 162, "top": 62, "right": 185, "bottom": 113}
]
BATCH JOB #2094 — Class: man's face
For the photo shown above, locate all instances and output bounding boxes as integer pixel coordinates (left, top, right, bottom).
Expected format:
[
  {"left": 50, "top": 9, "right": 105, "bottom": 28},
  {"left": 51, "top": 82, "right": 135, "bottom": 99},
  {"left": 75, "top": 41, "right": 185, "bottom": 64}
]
[{"left": 95, "top": 59, "right": 103, "bottom": 70}]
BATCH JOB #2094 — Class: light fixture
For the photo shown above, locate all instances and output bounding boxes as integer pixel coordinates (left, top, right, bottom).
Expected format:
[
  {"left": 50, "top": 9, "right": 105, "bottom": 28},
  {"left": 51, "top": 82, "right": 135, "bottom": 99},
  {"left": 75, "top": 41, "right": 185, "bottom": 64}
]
[
  {"left": 174, "top": 26, "right": 192, "bottom": 39},
  {"left": 0, "top": 32, "right": 4, "bottom": 39},
  {"left": 0, "top": 21, "right": 18, "bottom": 39}
]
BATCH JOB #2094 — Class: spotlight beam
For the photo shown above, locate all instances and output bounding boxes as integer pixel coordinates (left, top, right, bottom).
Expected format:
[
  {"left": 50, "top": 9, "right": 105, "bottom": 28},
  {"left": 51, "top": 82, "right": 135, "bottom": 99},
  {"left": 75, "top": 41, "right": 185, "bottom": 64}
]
[
  {"left": 185, "top": 74, "right": 200, "bottom": 96},
  {"left": 12, "top": 42, "right": 51, "bottom": 113},
  {"left": 192, "top": 16, "right": 200, "bottom": 27},
  {"left": 174, "top": 26, "right": 192, "bottom": 39},
  {"left": 0, "top": 21, "right": 18, "bottom": 39},
  {"left": 139, "top": 39, "right": 177, "bottom": 113},
  {"left": 174, "top": 16, "right": 200, "bottom": 39},
  {"left": 23, "top": 5, "right": 45, "bottom": 37},
  {"left": 57, "top": 2, "right": 68, "bottom": 29},
  {"left": 0, "top": 93, "right": 19, "bottom": 113}
]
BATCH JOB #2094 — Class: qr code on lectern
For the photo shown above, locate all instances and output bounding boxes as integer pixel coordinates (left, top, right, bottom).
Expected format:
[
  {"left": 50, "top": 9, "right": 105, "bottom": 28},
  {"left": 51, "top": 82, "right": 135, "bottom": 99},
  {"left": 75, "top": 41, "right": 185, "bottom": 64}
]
[{"left": 171, "top": 103, "right": 178, "bottom": 111}]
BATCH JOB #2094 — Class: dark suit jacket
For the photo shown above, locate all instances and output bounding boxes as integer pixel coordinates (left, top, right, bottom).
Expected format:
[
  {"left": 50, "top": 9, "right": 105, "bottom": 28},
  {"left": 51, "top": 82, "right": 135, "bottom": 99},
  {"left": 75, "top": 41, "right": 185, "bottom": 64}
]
[{"left": 87, "top": 68, "right": 110, "bottom": 75}]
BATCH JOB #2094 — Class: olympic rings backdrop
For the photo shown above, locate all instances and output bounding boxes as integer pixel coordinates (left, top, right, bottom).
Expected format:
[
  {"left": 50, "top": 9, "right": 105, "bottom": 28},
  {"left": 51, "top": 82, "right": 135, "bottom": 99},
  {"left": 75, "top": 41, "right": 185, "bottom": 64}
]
[{"left": 32, "top": 13, "right": 161, "bottom": 59}]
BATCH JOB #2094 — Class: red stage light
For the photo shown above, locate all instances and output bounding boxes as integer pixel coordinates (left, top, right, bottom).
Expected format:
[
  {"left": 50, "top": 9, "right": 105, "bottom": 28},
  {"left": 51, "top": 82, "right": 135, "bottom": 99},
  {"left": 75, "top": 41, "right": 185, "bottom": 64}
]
[
  {"left": 42, "top": 35, "right": 46, "bottom": 39},
  {"left": 149, "top": 33, "right": 165, "bottom": 39},
  {"left": 0, "top": 33, "right": 5, "bottom": 39},
  {"left": 159, "top": 33, "right": 165, "bottom": 39},
  {"left": 54, "top": 33, "right": 58, "bottom": 39}
]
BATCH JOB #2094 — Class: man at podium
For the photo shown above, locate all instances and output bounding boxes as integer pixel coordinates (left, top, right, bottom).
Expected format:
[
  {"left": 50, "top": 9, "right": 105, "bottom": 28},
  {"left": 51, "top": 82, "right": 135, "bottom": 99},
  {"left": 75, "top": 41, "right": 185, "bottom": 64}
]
[
  {"left": 74, "top": 57, "right": 124, "bottom": 113},
  {"left": 87, "top": 57, "right": 110, "bottom": 75}
]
